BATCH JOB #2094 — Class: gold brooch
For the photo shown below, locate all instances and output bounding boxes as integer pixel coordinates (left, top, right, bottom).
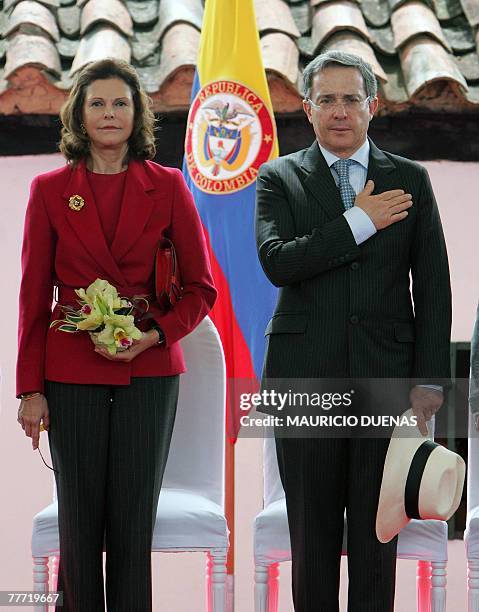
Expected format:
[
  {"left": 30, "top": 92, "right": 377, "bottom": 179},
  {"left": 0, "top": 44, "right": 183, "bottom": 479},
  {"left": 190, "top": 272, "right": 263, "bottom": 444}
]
[{"left": 68, "top": 194, "right": 85, "bottom": 211}]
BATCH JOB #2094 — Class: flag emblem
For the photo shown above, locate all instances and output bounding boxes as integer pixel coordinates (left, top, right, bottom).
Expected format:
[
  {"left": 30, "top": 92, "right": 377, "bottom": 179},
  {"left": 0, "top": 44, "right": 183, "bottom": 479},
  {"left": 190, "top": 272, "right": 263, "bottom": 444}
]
[{"left": 185, "top": 80, "right": 275, "bottom": 194}]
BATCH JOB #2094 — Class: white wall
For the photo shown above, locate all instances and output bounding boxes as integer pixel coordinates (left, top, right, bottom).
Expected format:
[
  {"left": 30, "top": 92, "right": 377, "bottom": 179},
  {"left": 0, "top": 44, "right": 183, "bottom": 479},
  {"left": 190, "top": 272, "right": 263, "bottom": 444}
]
[{"left": 0, "top": 154, "right": 477, "bottom": 611}]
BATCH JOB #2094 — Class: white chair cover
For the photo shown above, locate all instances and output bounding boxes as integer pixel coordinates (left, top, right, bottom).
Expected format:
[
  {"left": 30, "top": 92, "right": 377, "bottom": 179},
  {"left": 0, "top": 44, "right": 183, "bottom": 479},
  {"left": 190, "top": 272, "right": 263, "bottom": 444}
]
[
  {"left": 256, "top": 435, "right": 447, "bottom": 565},
  {"left": 31, "top": 316, "right": 228, "bottom": 607},
  {"left": 465, "top": 413, "right": 479, "bottom": 558}
]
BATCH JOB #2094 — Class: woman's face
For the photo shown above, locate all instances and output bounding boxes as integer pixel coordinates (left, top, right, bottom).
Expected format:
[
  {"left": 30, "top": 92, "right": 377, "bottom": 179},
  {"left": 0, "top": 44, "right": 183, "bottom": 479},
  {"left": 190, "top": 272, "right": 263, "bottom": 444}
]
[{"left": 82, "top": 77, "right": 135, "bottom": 150}]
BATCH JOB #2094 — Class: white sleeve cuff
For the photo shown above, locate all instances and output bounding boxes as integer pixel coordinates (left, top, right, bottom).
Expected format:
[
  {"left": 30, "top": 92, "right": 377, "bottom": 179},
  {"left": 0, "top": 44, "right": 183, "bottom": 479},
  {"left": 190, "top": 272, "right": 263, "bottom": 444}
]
[{"left": 343, "top": 207, "right": 377, "bottom": 245}]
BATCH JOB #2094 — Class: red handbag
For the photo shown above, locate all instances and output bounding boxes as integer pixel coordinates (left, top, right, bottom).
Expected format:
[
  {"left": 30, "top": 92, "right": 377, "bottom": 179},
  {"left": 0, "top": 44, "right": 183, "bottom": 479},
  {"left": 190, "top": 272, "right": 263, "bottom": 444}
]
[{"left": 154, "top": 238, "right": 183, "bottom": 311}]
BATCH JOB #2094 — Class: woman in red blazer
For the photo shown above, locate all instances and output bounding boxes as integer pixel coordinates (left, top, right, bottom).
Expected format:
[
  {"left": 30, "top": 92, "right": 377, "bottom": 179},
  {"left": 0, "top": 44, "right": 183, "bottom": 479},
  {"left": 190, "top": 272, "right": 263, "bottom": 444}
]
[{"left": 17, "top": 58, "right": 216, "bottom": 611}]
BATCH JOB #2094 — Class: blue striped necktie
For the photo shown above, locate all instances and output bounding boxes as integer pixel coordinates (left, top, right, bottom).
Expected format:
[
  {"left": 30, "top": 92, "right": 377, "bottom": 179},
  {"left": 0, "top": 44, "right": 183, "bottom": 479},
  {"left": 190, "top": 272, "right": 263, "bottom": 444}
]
[{"left": 332, "top": 159, "right": 355, "bottom": 210}]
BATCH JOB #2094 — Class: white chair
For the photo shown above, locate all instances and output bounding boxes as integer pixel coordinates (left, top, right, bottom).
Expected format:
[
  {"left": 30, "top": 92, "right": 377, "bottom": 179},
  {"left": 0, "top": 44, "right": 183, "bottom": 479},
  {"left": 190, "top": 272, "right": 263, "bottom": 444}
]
[
  {"left": 254, "top": 434, "right": 448, "bottom": 612},
  {"left": 465, "top": 413, "right": 479, "bottom": 611},
  {"left": 31, "top": 316, "right": 229, "bottom": 611}
]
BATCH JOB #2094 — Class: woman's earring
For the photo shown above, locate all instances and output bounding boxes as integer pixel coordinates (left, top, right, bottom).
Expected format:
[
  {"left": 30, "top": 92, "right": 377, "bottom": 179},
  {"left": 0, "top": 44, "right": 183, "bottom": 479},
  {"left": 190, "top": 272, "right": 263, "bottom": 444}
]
[{"left": 80, "top": 123, "right": 87, "bottom": 135}]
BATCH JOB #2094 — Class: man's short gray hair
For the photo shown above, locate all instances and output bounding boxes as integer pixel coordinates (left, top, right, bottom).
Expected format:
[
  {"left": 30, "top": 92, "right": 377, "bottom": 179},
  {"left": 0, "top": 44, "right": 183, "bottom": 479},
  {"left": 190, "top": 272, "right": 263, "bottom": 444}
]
[{"left": 303, "top": 51, "right": 378, "bottom": 100}]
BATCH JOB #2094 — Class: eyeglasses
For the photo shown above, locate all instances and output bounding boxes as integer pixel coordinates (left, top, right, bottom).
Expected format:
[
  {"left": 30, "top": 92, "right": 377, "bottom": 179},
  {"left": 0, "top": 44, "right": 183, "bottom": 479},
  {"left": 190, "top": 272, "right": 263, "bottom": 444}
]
[{"left": 305, "top": 95, "right": 371, "bottom": 112}]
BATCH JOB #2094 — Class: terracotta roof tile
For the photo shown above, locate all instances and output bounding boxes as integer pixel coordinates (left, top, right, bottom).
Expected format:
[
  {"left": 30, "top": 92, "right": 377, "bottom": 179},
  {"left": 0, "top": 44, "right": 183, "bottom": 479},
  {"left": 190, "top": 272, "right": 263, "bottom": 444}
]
[
  {"left": 57, "top": 35, "right": 79, "bottom": 59},
  {"left": 391, "top": 1, "right": 450, "bottom": 51},
  {"left": 432, "top": 0, "right": 464, "bottom": 21},
  {"left": 388, "top": 0, "right": 410, "bottom": 11},
  {"left": 400, "top": 34, "right": 467, "bottom": 96},
  {"left": 5, "top": 0, "right": 59, "bottom": 9},
  {"left": 126, "top": 0, "right": 159, "bottom": 27},
  {"left": 456, "top": 51, "right": 479, "bottom": 81},
  {"left": 288, "top": 1, "right": 311, "bottom": 34},
  {"left": 157, "top": 0, "right": 203, "bottom": 40},
  {"left": 322, "top": 31, "right": 388, "bottom": 81},
  {"left": 148, "top": 23, "right": 199, "bottom": 109},
  {"left": 369, "top": 24, "right": 396, "bottom": 55},
  {"left": 443, "top": 16, "right": 476, "bottom": 53},
  {"left": 255, "top": 0, "right": 300, "bottom": 38},
  {"left": 361, "top": 0, "right": 391, "bottom": 27},
  {"left": 4, "top": 32, "right": 60, "bottom": 77},
  {"left": 377, "top": 54, "right": 409, "bottom": 105},
  {"left": 460, "top": 0, "right": 479, "bottom": 27},
  {"left": 466, "top": 83, "right": 479, "bottom": 104},
  {"left": 261, "top": 31, "right": 299, "bottom": 84},
  {"left": 80, "top": 0, "right": 133, "bottom": 38},
  {"left": 155, "top": 22, "right": 198, "bottom": 87},
  {"left": 70, "top": 26, "right": 131, "bottom": 75},
  {"left": 57, "top": 4, "right": 81, "bottom": 38},
  {"left": 311, "top": 1, "right": 371, "bottom": 52},
  {"left": 0, "top": 65, "right": 67, "bottom": 114},
  {"left": 4, "top": 1, "right": 60, "bottom": 42},
  {"left": 1, "top": 0, "right": 478, "bottom": 114}
]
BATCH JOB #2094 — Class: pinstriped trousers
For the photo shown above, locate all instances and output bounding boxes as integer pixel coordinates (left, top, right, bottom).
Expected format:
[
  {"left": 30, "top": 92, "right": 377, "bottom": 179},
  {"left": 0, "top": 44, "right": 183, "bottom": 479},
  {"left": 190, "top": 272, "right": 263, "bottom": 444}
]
[
  {"left": 45, "top": 376, "right": 179, "bottom": 612},
  {"left": 275, "top": 436, "right": 397, "bottom": 612}
]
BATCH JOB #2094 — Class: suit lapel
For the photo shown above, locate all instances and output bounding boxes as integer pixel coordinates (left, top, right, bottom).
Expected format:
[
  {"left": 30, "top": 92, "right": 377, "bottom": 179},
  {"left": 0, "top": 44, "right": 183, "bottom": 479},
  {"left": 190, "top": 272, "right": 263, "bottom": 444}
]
[
  {"left": 110, "top": 159, "right": 155, "bottom": 263},
  {"left": 301, "top": 139, "right": 398, "bottom": 217},
  {"left": 62, "top": 159, "right": 127, "bottom": 285},
  {"left": 301, "top": 141, "right": 345, "bottom": 219},
  {"left": 366, "top": 138, "right": 396, "bottom": 191}
]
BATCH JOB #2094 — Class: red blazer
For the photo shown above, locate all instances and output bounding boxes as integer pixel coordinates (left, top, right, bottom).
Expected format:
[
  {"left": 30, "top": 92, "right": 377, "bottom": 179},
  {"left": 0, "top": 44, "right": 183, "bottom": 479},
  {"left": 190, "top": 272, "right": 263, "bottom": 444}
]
[{"left": 16, "top": 158, "right": 217, "bottom": 397}]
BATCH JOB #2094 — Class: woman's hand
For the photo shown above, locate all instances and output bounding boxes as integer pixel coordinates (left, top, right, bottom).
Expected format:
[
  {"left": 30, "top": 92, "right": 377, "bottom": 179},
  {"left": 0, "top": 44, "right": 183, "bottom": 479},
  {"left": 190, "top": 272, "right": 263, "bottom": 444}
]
[
  {"left": 94, "top": 330, "right": 160, "bottom": 362},
  {"left": 475, "top": 413, "right": 479, "bottom": 433},
  {"left": 17, "top": 394, "right": 49, "bottom": 450}
]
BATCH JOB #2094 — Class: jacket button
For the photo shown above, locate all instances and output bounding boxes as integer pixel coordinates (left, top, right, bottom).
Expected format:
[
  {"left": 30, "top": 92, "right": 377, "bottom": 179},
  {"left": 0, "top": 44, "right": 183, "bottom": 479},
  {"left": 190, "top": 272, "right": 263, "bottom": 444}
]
[
  {"left": 351, "top": 262, "right": 359, "bottom": 270},
  {"left": 350, "top": 315, "right": 359, "bottom": 324}
]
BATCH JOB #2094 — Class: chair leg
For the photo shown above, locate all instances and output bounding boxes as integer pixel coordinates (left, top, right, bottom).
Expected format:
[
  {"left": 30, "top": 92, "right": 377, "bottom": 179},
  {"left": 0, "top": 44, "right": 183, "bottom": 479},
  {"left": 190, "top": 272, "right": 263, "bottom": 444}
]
[
  {"left": 32, "top": 556, "right": 49, "bottom": 612},
  {"left": 468, "top": 559, "right": 479, "bottom": 612},
  {"left": 51, "top": 556, "right": 59, "bottom": 592},
  {"left": 417, "top": 560, "right": 431, "bottom": 612},
  {"left": 254, "top": 564, "right": 269, "bottom": 612},
  {"left": 268, "top": 564, "right": 279, "bottom": 612},
  {"left": 206, "top": 549, "right": 227, "bottom": 612},
  {"left": 430, "top": 561, "right": 446, "bottom": 612},
  {"left": 206, "top": 554, "right": 212, "bottom": 612}
]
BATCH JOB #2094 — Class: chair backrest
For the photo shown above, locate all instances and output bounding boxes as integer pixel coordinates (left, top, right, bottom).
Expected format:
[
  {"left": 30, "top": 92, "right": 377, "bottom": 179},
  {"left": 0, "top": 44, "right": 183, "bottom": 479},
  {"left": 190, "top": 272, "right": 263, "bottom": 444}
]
[
  {"left": 263, "top": 431, "right": 285, "bottom": 507},
  {"left": 162, "top": 316, "right": 226, "bottom": 508},
  {"left": 262, "top": 417, "right": 438, "bottom": 509},
  {"left": 468, "top": 412, "right": 479, "bottom": 512}
]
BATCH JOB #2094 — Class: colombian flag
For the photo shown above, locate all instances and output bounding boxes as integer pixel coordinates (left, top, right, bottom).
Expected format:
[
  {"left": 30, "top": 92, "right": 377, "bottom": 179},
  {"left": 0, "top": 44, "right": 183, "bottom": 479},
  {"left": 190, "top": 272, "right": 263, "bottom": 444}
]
[{"left": 183, "top": 0, "right": 278, "bottom": 441}]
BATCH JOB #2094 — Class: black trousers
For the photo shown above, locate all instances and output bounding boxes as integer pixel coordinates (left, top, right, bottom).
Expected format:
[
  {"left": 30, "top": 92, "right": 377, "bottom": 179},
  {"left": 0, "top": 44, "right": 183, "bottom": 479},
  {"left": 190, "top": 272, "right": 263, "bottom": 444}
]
[
  {"left": 45, "top": 376, "right": 179, "bottom": 612},
  {"left": 274, "top": 435, "right": 397, "bottom": 612}
]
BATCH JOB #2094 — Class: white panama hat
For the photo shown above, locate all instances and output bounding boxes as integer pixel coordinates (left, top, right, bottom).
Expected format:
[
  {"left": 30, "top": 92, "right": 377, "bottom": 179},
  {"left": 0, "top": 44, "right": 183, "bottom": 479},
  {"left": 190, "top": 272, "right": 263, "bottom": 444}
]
[{"left": 376, "top": 409, "right": 465, "bottom": 544}]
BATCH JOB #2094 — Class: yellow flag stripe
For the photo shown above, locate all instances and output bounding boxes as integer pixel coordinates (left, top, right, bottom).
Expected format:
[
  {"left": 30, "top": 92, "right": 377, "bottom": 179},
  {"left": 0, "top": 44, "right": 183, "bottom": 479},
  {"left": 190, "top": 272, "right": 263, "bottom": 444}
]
[{"left": 197, "top": 0, "right": 279, "bottom": 159}]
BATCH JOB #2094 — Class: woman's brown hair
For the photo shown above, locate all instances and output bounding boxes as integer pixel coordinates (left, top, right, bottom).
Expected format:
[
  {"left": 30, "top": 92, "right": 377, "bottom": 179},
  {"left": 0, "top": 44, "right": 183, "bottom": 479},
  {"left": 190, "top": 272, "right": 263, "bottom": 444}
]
[{"left": 59, "top": 58, "right": 157, "bottom": 164}]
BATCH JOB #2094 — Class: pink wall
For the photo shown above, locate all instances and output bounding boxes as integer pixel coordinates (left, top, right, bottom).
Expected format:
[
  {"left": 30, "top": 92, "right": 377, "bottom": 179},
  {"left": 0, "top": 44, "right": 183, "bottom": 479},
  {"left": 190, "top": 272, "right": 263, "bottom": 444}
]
[
  {"left": 422, "top": 161, "right": 479, "bottom": 341},
  {"left": 1, "top": 154, "right": 477, "bottom": 610}
]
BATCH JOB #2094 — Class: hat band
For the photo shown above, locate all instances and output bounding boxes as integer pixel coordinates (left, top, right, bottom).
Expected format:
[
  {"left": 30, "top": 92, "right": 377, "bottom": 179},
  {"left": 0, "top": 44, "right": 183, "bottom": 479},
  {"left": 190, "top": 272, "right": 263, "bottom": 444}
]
[{"left": 405, "top": 439, "right": 437, "bottom": 519}]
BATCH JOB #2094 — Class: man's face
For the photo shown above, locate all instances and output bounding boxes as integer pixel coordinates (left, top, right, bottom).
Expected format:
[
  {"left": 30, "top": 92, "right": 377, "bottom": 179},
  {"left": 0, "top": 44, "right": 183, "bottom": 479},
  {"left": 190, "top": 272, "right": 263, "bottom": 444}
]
[{"left": 302, "top": 66, "right": 378, "bottom": 158}]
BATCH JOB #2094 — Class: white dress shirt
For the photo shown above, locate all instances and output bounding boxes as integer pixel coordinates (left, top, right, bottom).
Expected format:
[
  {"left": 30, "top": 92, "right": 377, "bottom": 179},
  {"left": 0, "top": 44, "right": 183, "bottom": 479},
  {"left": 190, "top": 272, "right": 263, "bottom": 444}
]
[{"left": 318, "top": 140, "right": 376, "bottom": 245}]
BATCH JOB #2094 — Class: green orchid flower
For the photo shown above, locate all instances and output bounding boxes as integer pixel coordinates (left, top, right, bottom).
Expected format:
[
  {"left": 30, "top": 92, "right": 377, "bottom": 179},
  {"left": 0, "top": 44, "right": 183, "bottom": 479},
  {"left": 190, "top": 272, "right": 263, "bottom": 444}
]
[
  {"left": 96, "top": 314, "right": 142, "bottom": 354},
  {"left": 76, "top": 305, "right": 104, "bottom": 331}
]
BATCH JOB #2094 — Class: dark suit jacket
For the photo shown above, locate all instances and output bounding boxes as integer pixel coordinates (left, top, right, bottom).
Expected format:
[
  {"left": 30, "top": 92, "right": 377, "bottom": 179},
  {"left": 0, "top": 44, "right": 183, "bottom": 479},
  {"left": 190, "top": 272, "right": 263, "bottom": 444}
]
[
  {"left": 17, "top": 158, "right": 216, "bottom": 397},
  {"left": 256, "top": 139, "right": 451, "bottom": 384}
]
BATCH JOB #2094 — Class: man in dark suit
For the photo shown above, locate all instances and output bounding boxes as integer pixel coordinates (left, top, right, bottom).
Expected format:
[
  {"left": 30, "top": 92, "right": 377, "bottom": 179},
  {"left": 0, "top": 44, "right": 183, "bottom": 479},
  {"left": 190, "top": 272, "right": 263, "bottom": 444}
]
[{"left": 255, "top": 51, "right": 451, "bottom": 611}]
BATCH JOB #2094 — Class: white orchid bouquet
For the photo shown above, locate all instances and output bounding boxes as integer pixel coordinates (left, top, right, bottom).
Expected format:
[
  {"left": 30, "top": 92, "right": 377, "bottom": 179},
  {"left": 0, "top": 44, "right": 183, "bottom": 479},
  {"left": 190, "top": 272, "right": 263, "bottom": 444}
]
[{"left": 50, "top": 279, "right": 148, "bottom": 355}]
